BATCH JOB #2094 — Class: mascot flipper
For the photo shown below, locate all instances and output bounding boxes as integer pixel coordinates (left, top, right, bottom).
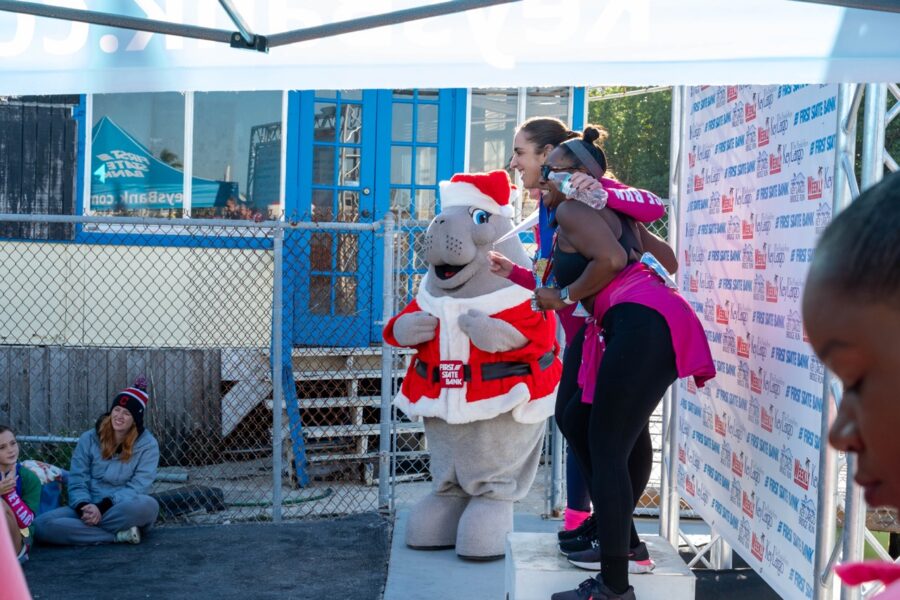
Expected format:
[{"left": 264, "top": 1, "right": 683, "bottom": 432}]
[{"left": 383, "top": 170, "right": 562, "bottom": 560}]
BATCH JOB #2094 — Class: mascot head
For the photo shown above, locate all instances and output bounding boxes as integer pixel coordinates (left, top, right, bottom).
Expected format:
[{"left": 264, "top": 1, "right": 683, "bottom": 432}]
[{"left": 423, "top": 170, "right": 530, "bottom": 298}]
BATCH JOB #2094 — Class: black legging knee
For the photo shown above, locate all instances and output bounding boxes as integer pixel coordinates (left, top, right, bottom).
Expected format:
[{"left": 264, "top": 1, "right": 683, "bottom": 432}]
[
  {"left": 554, "top": 325, "right": 585, "bottom": 437},
  {"left": 561, "top": 388, "right": 651, "bottom": 549}
]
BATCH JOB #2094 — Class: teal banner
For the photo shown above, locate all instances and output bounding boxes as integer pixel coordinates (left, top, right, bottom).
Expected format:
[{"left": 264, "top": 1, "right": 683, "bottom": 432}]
[{"left": 90, "top": 116, "right": 233, "bottom": 213}]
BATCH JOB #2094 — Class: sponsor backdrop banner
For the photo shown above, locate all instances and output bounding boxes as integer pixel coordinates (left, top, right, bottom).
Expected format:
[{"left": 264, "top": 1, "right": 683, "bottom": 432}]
[{"left": 676, "top": 84, "right": 837, "bottom": 600}]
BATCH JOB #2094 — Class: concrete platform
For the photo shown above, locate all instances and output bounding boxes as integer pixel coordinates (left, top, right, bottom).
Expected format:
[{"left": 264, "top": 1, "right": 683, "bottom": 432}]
[
  {"left": 505, "top": 533, "right": 696, "bottom": 600},
  {"left": 384, "top": 509, "right": 560, "bottom": 600}
]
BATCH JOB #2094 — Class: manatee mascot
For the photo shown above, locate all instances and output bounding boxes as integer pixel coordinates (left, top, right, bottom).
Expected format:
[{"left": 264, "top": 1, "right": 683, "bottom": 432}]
[{"left": 383, "top": 170, "right": 562, "bottom": 560}]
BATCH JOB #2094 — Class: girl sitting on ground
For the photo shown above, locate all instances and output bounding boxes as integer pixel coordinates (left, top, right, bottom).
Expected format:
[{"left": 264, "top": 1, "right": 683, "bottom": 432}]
[
  {"left": 34, "top": 379, "right": 159, "bottom": 546},
  {"left": 0, "top": 425, "right": 40, "bottom": 563}
]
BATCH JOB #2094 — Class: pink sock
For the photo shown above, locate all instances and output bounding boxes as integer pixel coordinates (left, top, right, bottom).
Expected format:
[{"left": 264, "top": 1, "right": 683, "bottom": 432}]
[{"left": 564, "top": 508, "right": 591, "bottom": 531}]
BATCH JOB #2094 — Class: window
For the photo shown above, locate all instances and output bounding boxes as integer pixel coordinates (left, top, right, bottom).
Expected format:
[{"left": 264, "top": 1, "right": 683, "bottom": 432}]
[
  {"left": 192, "top": 91, "right": 283, "bottom": 220},
  {"left": 89, "top": 91, "right": 284, "bottom": 220},
  {"left": 468, "top": 89, "right": 519, "bottom": 175},
  {"left": 91, "top": 92, "right": 185, "bottom": 218},
  {"left": 389, "top": 89, "right": 439, "bottom": 222},
  {"left": 468, "top": 87, "right": 572, "bottom": 218},
  {"left": 389, "top": 89, "right": 442, "bottom": 303},
  {"left": 468, "top": 87, "right": 571, "bottom": 174},
  {"left": 525, "top": 87, "right": 570, "bottom": 121},
  {"left": 308, "top": 90, "right": 367, "bottom": 316}
]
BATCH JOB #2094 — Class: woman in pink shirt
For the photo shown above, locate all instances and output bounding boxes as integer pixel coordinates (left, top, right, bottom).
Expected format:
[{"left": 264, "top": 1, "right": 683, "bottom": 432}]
[{"left": 804, "top": 172, "right": 900, "bottom": 599}]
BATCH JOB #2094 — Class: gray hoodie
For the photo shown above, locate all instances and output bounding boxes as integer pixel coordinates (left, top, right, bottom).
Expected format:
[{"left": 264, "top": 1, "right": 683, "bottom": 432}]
[{"left": 67, "top": 425, "right": 159, "bottom": 509}]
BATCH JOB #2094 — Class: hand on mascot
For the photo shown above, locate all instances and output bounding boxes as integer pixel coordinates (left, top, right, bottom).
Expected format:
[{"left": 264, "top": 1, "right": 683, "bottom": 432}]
[
  {"left": 533, "top": 287, "right": 568, "bottom": 311},
  {"left": 458, "top": 309, "right": 527, "bottom": 353},
  {"left": 392, "top": 311, "right": 439, "bottom": 346},
  {"left": 487, "top": 251, "right": 515, "bottom": 279}
]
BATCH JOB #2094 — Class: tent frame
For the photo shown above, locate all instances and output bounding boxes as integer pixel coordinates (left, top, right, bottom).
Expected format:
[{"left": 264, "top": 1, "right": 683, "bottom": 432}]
[{"left": 0, "top": 0, "right": 519, "bottom": 53}]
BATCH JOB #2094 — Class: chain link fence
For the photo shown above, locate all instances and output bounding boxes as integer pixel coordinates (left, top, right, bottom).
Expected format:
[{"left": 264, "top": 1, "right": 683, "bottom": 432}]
[
  {"left": 0, "top": 214, "right": 405, "bottom": 525},
  {"left": 1, "top": 207, "right": 675, "bottom": 526},
  {"left": 385, "top": 219, "right": 430, "bottom": 510}
]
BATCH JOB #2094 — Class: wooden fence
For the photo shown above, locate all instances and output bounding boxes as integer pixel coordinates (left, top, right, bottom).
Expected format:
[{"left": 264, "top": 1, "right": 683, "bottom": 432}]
[{"left": 0, "top": 346, "right": 222, "bottom": 464}]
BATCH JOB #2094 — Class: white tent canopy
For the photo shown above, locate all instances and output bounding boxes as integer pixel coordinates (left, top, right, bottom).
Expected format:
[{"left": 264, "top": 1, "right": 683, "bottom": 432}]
[{"left": 1, "top": 0, "right": 900, "bottom": 94}]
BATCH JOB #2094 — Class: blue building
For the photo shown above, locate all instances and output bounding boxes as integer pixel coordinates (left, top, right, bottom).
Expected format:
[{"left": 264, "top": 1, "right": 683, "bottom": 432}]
[{"left": 5, "top": 87, "right": 586, "bottom": 347}]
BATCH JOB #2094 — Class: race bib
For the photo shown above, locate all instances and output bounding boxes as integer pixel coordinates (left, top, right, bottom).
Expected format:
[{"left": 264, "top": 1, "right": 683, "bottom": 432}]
[{"left": 438, "top": 362, "right": 465, "bottom": 388}]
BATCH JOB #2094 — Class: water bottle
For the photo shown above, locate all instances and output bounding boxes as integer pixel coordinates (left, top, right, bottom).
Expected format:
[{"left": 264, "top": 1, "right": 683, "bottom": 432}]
[
  {"left": 547, "top": 172, "right": 608, "bottom": 209},
  {"left": 640, "top": 252, "right": 678, "bottom": 289}
]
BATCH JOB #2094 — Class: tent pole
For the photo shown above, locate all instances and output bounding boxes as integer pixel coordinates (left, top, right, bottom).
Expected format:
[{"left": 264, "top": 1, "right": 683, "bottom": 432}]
[
  {"left": 218, "top": 0, "right": 256, "bottom": 46},
  {"left": 0, "top": 0, "right": 233, "bottom": 44},
  {"left": 267, "top": 0, "right": 521, "bottom": 47}
]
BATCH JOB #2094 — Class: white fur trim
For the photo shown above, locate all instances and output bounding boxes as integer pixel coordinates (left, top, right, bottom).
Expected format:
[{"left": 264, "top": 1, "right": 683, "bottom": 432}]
[
  {"left": 439, "top": 181, "right": 514, "bottom": 218},
  {"left": 392, "top": 283, "right": 550, "bottom": 425},
  {"left": 394, "top": 382, "right": 556, "bottom": 425},
  {"left": 415, "top": 276, "right": 532, "bottom": 317},
  {"left": 511, "top": 388, "right": 558, "bottom": 424}
]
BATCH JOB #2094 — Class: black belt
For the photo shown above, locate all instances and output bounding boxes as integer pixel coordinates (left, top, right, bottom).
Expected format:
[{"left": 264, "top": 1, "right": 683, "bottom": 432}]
[{"left": 414, "top": 351, "right": 555, "bottom": 383}]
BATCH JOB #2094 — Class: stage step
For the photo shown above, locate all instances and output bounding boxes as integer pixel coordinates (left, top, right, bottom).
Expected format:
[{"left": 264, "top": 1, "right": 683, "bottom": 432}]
[{"left": 505, "top": 533, "right": 695, "bottom": 600}]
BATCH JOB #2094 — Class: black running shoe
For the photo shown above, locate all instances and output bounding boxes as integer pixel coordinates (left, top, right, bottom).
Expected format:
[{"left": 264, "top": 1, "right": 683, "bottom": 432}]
[
  {"left": 558, "top": 513, "right": 597, "bottom": 542},
  {"left": 567, "top": 541, "right": 656, "bottom": 574},
  {"left": 550, "top": 575, "right": 636, "bottom": 600},
  {"left": 558, "top": 531, "right": 598, "bottom": 555}
]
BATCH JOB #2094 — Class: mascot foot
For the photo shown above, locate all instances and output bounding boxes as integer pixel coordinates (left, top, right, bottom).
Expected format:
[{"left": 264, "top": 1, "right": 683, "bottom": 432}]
[
  {"left": 456, "top": 497, "right": 513, "bottom": 561},
  {"left": 406, "top": 493, "right": 469, "bottom": 550}
]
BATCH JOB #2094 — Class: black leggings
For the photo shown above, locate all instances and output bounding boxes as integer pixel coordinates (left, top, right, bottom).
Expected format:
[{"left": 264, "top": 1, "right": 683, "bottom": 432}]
[
  {"left": 556, "top": 303, "right": 677, "bottom": 589},
  {"left": 555, "top": 324, "right": 653, "bottom": 550},
  {"left": 555, "top": 328, "right": 592, "bottom": 513}
]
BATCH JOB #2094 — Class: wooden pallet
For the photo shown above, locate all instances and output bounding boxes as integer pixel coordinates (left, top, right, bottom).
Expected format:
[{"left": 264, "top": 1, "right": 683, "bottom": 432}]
[{"left": 219, "top": 346, "right": 423, "bottom": 486}]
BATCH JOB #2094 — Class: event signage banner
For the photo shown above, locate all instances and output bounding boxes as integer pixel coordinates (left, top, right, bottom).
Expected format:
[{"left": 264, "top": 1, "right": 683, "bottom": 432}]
[
  {"left": 90, "top": 116, "right": 230, "bottom": 213},
  {"left": 676, "top": 84, "right": 837, "bottom": 600}
]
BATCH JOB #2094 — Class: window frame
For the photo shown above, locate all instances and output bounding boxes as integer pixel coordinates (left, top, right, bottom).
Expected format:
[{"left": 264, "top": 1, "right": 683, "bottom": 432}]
[{"left": 75, "top": 90, "right": 289, "bottom": 248}]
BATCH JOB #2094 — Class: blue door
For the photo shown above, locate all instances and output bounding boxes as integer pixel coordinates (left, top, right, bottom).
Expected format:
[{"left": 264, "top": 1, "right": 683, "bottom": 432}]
[
  {"left": 286, "top": 89, "right": 466, "bottom": 347},
  {"left": 287, "top": 90, "right": 376, "bottom": 347}
]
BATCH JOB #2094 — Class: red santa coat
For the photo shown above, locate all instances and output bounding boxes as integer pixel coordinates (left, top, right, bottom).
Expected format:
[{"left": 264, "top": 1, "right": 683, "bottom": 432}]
[{"left": 383, "top": 280, "right": 561, "bottom": 424}]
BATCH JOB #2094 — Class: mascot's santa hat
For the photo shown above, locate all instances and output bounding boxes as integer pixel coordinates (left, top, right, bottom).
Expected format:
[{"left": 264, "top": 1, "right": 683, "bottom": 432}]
[{"left": 439, "top": 170, "right": 516, "bottom": 217}]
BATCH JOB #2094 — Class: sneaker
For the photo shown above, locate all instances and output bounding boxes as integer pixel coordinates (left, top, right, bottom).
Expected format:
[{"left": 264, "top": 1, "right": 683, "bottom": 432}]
[
  {"left": 115, "top": 526, "right": 141, "bottom": 544},
  {"left": 559, "top": 531, "right": 598, "bottom": 555},
  {"left": 16, "top": 543, "right": 29, "bottom": 565},
  {"left": 558, "top": 513, "right": 597, "bottom": 542},
  {"left": 567, "top": 541, "right": 656, "bottom": 574},
  {"left": 551, "top": 575, "right": 636, "bottom": 600}
]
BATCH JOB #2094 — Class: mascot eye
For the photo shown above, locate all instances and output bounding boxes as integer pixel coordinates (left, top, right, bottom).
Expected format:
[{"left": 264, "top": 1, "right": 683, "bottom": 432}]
[{"left": 471, "top": 209, "right": 490, "bottom": 225}]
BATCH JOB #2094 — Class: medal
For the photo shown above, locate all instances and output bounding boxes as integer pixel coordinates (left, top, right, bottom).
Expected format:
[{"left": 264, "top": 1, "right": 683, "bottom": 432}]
[{"left": 533, "top": 258, "right": 549, "bottom": 285}]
